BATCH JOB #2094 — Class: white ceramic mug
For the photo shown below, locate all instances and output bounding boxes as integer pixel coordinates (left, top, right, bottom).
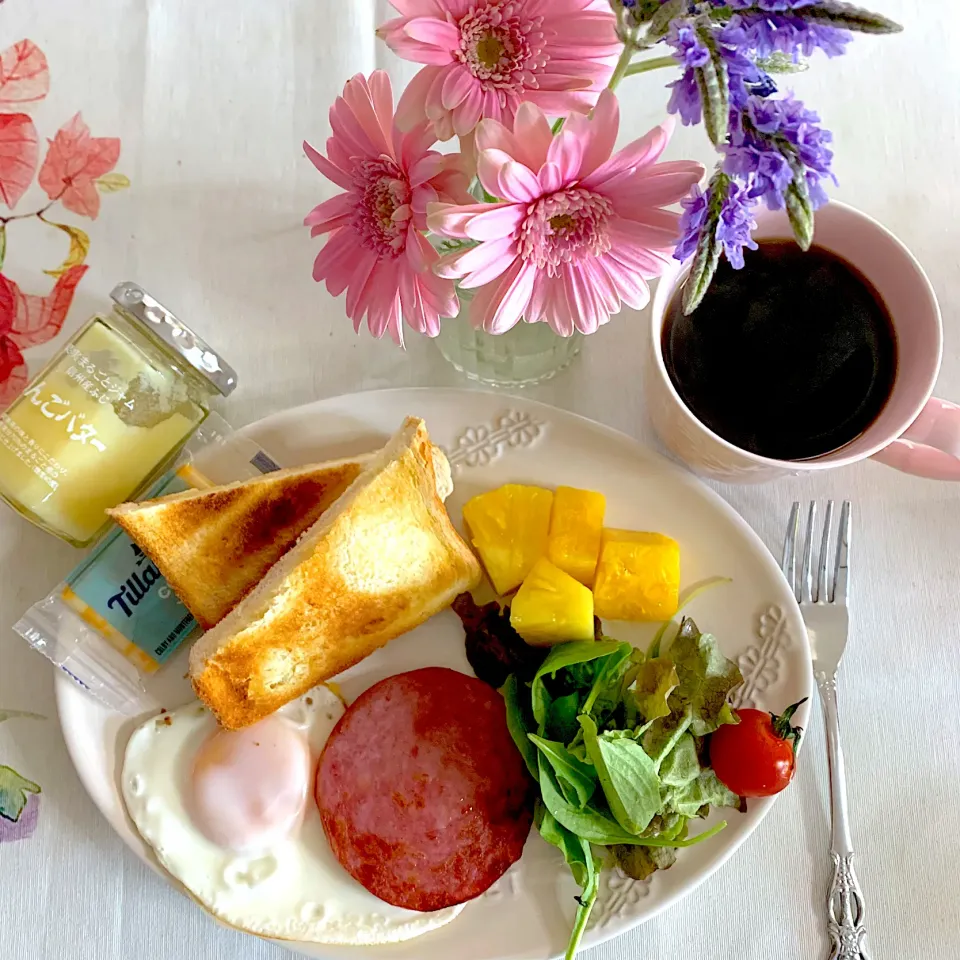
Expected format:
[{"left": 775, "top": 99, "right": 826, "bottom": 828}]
[{"left": 644, "top": 201, "right": 960, "bottom": 483}]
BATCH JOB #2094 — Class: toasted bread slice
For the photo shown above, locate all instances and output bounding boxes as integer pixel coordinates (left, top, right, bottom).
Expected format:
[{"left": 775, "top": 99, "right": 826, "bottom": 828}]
[
  {"left": 188, "top": 418, "right": 481, "bottom": 729},
  {"left": 108, "top": 446, "right": 455, "bottom": 630},
  {"left": 108, "top": 459, "right": 365, "bottom": 628}
]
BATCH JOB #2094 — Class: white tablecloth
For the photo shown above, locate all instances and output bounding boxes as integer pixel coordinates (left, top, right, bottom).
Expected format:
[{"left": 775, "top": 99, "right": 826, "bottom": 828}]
[{"left": 0, "top": 2, "right": 957, "bottom": 958}]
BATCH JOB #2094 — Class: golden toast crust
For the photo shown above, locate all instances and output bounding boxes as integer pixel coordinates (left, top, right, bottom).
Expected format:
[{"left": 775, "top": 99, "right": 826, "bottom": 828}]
[
  {"left": 110, "top": 462, "right": 363, "bottom": 628},
  {"left": 190, "top": 420, "right": 481, "bottom": 729}
]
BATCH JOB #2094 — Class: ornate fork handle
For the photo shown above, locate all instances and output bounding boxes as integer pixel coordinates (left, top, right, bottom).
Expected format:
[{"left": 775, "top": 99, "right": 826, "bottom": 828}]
[
  {"left": 819, "top": 675, "right": 872, "bottom": 960},
  {"left": 828, "top": 852, "right": 871, "bottom": 960}
]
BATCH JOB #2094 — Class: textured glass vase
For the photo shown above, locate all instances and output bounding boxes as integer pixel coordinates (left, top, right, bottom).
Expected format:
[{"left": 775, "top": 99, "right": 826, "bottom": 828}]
[{"left": 434, "top": 286, "right": 582, "bottom": 387}]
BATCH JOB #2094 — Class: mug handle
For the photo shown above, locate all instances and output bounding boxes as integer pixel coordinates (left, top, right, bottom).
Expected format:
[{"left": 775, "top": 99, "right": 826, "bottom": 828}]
[{"left": 871, "top": 397, "right": 960, "bottom": 480}]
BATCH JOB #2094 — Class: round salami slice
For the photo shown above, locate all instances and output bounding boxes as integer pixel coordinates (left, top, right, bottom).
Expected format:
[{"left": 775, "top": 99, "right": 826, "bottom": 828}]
[{"left": 315, "top": 666, "right": 534, "bottom": 912}]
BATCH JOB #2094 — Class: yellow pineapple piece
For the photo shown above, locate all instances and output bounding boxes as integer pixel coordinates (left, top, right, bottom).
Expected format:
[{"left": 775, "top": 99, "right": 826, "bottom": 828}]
[
  {"left": 547, "top": 486, "right": 606, "bottom": 587},
  {"left": 510, "top": 557, "right": 595, "bottom": 646},
  {"left": 463, "top": 484, "right": 554, "bottom": 595},
  {"left": 593, "top": 529, "right": 680, "bottom": 621}
]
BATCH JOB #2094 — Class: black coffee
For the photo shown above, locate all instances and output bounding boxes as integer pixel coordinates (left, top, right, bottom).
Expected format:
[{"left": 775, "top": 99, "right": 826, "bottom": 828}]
[{"left": 662, "top": 240, "right": 897, "bottom": 461}]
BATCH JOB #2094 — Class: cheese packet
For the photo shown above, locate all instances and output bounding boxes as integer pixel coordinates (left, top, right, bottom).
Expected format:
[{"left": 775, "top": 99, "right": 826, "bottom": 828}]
[{"left": 13, "top": 413, "right": 282, "bottom": 714}]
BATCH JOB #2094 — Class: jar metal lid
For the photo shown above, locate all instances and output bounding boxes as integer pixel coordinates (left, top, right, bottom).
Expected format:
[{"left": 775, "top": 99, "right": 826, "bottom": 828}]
[{"left": 109, "top": 282, "right": 238, "bottom": 397}]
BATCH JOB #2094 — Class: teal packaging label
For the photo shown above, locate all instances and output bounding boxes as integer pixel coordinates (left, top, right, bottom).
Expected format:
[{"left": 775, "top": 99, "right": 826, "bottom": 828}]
[{"left": 66, "top": 472, "right": 197, "bottom": 665}]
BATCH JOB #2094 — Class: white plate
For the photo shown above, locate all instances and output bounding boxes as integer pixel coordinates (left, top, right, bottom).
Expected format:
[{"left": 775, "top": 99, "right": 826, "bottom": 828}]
[{"left": 56, "top": 388, "right": 812, "bottom": 960}]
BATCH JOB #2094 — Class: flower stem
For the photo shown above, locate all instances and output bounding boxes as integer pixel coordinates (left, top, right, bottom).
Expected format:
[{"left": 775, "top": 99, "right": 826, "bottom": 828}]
[
  {"left": 607, "top": 42, "right": 637, "bottom": 92},
  {"left": 624, "top": 55, "right": 677, "bottom": 77},
  {"left": 0, "top": 199, "right": 58, "bottom": 226}
]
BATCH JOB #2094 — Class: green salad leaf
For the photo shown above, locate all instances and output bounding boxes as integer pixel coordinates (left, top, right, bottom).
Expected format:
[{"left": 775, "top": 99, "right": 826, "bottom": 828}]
[
  {"left": 579, "top": 715, "right": 661, "bottom": 835},
  {"left": 642, "top": 712, "right": 694, "bottom": 769},
  {"left": 529, "top": 734, "right": 597, "bottom": 809},
  {"left": 581, "top": 644, "right": 635, "bottom": 721},
  {"left": 663, "top": 768, "right": 741, "bottom": 819},
  {"left": 535, "top": 801, "right": 594, "bottom": 889},
  {"left": 546, "top": 692, "right": 582, "bottom": 744},
  {"left": 658, "top": 733, "right": 700, "bottom": 787},
  {"left": 502, "top": 674, "right": 539, "bottom": 780},
  {"left": 667, "top": 618, "right": 744, "bottom": 736},
  {"left": 483, "top": 607, "right": 744, "bottom": 960},
  {"left": 633, "top": 657, "right": 680, "bottom": 722},
  {"left": 532, "top": 639, "right": 624, "bottom": 729},
  {"left": 612, "top": 842, "right": 679, "bottom": 881},
  {"left": 538, "top": 754, "right": 640, "bottom": 845},
  {"left": 536, "top": 639, "right": 626, "bottom": 684}
]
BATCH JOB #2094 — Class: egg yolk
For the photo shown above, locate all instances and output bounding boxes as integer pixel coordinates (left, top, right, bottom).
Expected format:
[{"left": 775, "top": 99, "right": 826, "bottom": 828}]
[{"left": 188, "top": 716, "right": 310, "bottom": 851}]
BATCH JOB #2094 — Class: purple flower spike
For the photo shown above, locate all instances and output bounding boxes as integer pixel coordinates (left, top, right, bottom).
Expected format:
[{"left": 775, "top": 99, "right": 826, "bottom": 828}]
[{"left": 716, "top": 180, "right": 759, "bottom": 269}]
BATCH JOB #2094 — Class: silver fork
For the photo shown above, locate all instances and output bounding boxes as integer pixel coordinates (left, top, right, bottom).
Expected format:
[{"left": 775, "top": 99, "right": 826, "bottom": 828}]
[{"left": 782, "top": 501, "right": 871, "bottom": 960}]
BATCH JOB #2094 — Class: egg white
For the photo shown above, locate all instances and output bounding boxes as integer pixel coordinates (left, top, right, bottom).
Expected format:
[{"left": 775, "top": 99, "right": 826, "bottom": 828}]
[{"left": 121, "top": 686, "right": 464, "bottom": 944}]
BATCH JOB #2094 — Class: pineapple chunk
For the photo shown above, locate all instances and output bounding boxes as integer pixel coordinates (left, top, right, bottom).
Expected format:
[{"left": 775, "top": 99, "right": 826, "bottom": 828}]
[
  {"left": 463, "top": 484, "right": 554, "bottom": 595},
  {"left": 547, "top": 486, "right": 606, "bottom": 587},
  {"left": 593, "top": 529, "right": 680, "bottom": 621},
  {"left": 510, "top": 557, "right": 595, "bottom": 646}
]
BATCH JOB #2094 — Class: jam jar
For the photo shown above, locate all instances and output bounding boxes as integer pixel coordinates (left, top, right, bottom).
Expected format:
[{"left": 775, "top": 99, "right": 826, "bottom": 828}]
[{"left": 0, "top": 282, "right": 237, "bottom": 546}]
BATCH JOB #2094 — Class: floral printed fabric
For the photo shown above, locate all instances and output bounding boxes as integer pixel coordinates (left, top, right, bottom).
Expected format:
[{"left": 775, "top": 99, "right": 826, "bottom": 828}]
[{"left": 0, "top": 38, "right": 129, "bottom": 408}]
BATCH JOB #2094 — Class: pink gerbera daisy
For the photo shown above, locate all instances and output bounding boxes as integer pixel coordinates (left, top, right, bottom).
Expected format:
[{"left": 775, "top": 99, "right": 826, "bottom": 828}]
[
  {"left": 304, "top": 71, "right": 472, "bottom": 343},
  {"left": 427, "top": 91, "right": 706, "bottom": 335},
  {"left": 378, "top": 0, "right": 620, "bottom": 140}
]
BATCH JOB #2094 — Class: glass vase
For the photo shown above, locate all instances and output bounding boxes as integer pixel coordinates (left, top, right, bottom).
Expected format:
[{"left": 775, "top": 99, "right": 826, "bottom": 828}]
[{"left": 435, "top": 285, "right": 582, "bottom": 388}]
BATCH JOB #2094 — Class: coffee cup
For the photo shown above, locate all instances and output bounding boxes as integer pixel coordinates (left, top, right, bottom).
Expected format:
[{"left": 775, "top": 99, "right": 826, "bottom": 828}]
[{"left": 644, "top": 201, "right": 960, "bottom": 483}]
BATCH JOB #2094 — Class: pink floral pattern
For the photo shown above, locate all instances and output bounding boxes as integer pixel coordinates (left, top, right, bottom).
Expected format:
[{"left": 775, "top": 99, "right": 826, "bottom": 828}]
[
  {"left": 0, "top": 39, "right": 128, "bottom": 842},
  {"left": 0, "top": 38, "right": 129, "bottom": 408}
]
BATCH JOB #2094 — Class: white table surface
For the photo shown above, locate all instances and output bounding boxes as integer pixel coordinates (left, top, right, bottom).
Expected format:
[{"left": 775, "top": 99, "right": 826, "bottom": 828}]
[{"left": 0, "top": 1, "right": 957, "bottom": 958}]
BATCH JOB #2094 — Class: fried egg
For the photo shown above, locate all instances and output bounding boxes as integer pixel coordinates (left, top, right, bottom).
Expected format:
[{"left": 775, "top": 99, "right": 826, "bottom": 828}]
[{"left": 121, "top": 685, "right": 463, "bottom": 943}]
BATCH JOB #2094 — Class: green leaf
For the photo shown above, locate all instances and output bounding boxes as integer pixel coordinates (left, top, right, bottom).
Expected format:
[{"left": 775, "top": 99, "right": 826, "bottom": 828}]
[
  {"left": 532, "top": 639, "right": 625, "bottom": 728},
  {"left": 536, "top": 640, "right": 626, "bottom": 683},
  {"left": 95, "top": 172, "right": 131, "bottom": 193},
  {"left": 682, "top": 171, "right": 728, "bottom": 315},
  {"left": 538, "top": 754, "right": 639, "bottom": 845},
  {"left": 540, "top": 751, "right": 727, "bottom": 849},
  {"left": 642, "top": 712, "right": 693, "bottom": 769},
  {"left": 529, "top": 734, "right": 597, "bottom": 809},
  {"left": 0, "top": 765, "right": 40, "bottom": 822},
  {"left": 659, "top": 733, "right": 701, "bottom": 788},
  {"left": 647, "top": 811, "right": 687, "bottom": 842},
  {"left": 42, "top": 220, "right": 91, "bottom": 279},
  {"left": 695, "top": 26, "right": 730, "bottom": 148},
  {"left": 546, "top": 691, "right": 582, "bottom": 744},
  {"left": 581, "top": 644, "right": 634, "bottom": 720},
  {"left": 633, "top": 658, "right": 680, "bottom": 722},
  {"left": 502, "top": 675, "right": 539, "bottom": 780},
  {"left": 0, "top": 709, "right": 45, "bottom": 724},
  {"left": 612, "top": 841, "right": 678, "bottom": 880},
  {"left": 785, "top": 170, "right": 815, "bottom": 251},
  {"left": 580, "top": 714, "right": 661, "bottom": 835},
  {"left": 535, "top": 801, "right": 592, "bottom": 888},
  {"left": 612, "top": 843, "right": 658, "bottom": 881},
  {"left": 532, "top": 682, "right": 552, "bottom": 735},
  {"left": 667, "top": 618, "right": 743, "bottom": 736},
  {"left": 0, "top": 223, "right": 6, "bottom": 271},
  {"left": 663, "top": 769, "right": 740, "bottom": 818},
  {"left": 797, "top": 1, "right": 902, "bottom": 34},
  {"left": 647, "top": 0, "right": 686, "bottom": 39}
]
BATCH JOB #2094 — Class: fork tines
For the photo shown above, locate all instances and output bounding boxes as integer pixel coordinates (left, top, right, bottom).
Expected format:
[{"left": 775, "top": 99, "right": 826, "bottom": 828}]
[{"left": 781, "top": 500, "right": 851, "bottom": 605}]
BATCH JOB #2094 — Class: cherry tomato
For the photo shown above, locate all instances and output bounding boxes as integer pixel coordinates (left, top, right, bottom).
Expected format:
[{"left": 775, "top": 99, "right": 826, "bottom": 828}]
[{"left": 709, "top": 699, "right": 806, "bottom": 798}]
